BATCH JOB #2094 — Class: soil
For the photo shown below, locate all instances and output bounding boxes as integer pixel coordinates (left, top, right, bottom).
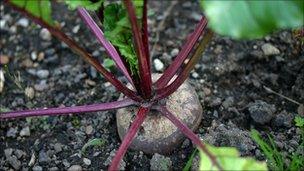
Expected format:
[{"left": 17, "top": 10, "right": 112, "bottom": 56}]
[{"left": 1, "top": 1, "right": 303, "bottom": 171}]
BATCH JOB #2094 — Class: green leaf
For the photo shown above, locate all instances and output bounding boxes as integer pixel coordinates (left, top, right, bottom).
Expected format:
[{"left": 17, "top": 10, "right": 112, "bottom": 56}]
[
  {"left": 103, "top": 3, "right": 142, "bottom": 75},
  {"left": 10, "top": 0, "right": 54, "bottom": 25},
  {"left": 200, "top": 0, "right": 304, "bottom": 39},
  {"left": 183, "top": 149, "right": 198, "bottom": 171},
  {"left": 199, "top": 143, "right": 267, "bottom": 171},
  {"left": 81, "top": 138, "right": 106, "bottom": 155},
  {"left": 65, "top": 0, "right": 104, "bottom": 11},
  {"left": 295, "top": 116, "right": 304, "bottom": 127},
  {"left": 103, "top": 58, "right": 115, "bottom": 69}
]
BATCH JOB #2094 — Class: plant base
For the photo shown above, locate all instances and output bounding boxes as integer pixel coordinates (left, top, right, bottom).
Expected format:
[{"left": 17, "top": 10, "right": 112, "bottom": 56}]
[{"left": 116, "top": 74, "right": 203, "bottom": 154}]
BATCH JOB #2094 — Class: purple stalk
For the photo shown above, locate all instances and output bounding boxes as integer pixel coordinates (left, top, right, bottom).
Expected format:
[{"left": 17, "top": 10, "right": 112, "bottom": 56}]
[
  {"left": 155, "top": 30, "right": 213, "bottom": 100},
  {"left": 124, "top": 0, "right": 152, "bottom": 99},
  {"left": 77, "top": 7, "right": 135, "bottom": 87},
  {"left": 155, "top": 17, "right": 207, "bottom": 89},
  {"left": 142, "top": 0, "right": 151, "bottom": 72},
  {"left": 155, "top": 105, "right": 223, "bottom": 171},
  {"left": 108, "top": 106, "right": 150, "bottom": 171},
  {"left": 0, "top": 98, "right": 135, "bottom": 119}
]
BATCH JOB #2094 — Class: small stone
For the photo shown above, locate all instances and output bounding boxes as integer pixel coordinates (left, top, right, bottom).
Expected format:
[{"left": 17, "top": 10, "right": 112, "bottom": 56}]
[
  {"left": 261, "top": 43, "right": 280, "bottom": 56},
  {"left": 38, "top": 150, "right": 50, "bottom": 163},
  {"left": 49, "top": 167, "right": 59, "bottom": 171},
  {"left": 83, "top": 158, "right": 91, "bottom": 166},
  {"left": 272, "top": 111, "right": 293, "bottom": 127},
  {"left": 31, "top": 51, "right": 38, "bottom": 61},
  {"left": 4, "top": 148, "right": 13, "bottom": 158},
  {"left": 34, "top": 80, "right": 49, "bottom": 91},
  {"left": 14, "top": 149, "right": 25, "bottom": 159},
  {"left": 153, "top": 59, "right": 164, "bottom": 71},
  {"left": 190, "top": 12, "right": 202, "bottom": 21},
  {"left": 67, "top": 165, "right": 82, "bottom": 171},
  {"left": 17, "top": 18, "right": 29, "bottom": 27},
  {"left": 222, "top": 97, "right": 234, "bottom": 109},
  {"left": 0, "top": 55, "right": 10, "bottom": 64},
  {"left": 62, "top": 159, "right": 70, "bottom": 168},
  {"left": 104, "top": 150, "right": 126, "bottom": 170},
  {"left": 40, "top": 28, "right": 52, "bottom": 41},
  {"left": 150, "top": 153, "right": 172, "bottom": 171},
  {"left": 203, "top": 87, "right": 211, "bottom": 96},
  {"left": 25, "top": 87, "right": 35, "bottom": 99},
  {"left": 7, "top": 156, "right": 21, "bottom": 170},
  {"left": 36, "top": 70, "right": 49, "bottom": 79},
  {"left": 72, "top": 25, "right": 80, "bottom": 33},
  {"left": 6, "top": 127, "right": 18, "bottom": 138},
  {"left": 20, "top": 126, "right": 31, "bottom": 136},
  {"left": 191, "top": 72, "right": 199, "bottom": 78},
  {"left": 32, "top": 166, "right": 43, "bottom": 171},
  {"left": 248, "top": 100, "right": 275, "bottom": 124},
  {"left": 38, "top": 52, "right": 45, "bottom": 61},
  {"left": 170, "top": 48, "right": 179, "bottom": 57},
  {"left": 53, "top": 143, "right": 62, "bottom": 153},
  {"left": 28, "top": 153, "right": 36, "bottom": 167},
  {"left": 85, "top": 125, "right": 94, "bottom": 135},
  {"left": 85, "top": 79, "right": 96, "bottom": 86}
]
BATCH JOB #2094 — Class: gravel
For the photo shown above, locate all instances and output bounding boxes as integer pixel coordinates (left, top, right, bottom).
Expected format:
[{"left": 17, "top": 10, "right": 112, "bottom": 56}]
[
  {"left": 261, "top": 43, "right": 280, "bottom": 56},
  {"left": 248, "top": 100, "right": 275, "bottom": 125},
  {"left": 150, "top": 153, "right": 172, "bottom": 171},
  {"left": 19, "top": 126, "right": 31, "bottom": 137},
  {"left": 153, "top": 58, "right": 164, "bottom": 71}
]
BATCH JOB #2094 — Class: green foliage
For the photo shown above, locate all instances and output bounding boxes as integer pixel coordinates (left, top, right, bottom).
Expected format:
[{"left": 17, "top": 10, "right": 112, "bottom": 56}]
[
  {"left": 200, "top": 0, "right": 304, "bottom": 39},
  {"left": 183, "top": 149, "right": 198, "bottom": 171},
  {"left": 103, "top": 58, "right": 115, "bottom": 70},
  {"left": 295, "top": 116, "right": 304, "bottom": 127},
  {"left": 199, "top": 143, "right": 267, "bottom": 171},
  {"left": 65, "top": 0, "right": 104, "bottom": 11},
  {"left": 10, "top": 0, "right": 54, "bottom": 25},
  {"left": 81, "top": 138, "right": 106, "bottom": 155},
  {"left": 251, "top": 129, "right": 304, "bottom": 171},
  {"left": 103, "top": 2, "right": 142, "bottom": 75}
]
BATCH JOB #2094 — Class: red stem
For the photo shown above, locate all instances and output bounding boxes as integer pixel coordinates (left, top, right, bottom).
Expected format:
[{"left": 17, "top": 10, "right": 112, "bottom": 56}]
[
  {"left": 5, "top": 0, "right": 141, "bottom": 102},
  {"left": 77, "top": 7, "right": 135, "bottom": 87},
  {"left": 155, "top": 105, "right": 223, "bottom": 171},
  {"left": 124, "top": 0, "right": 152, "bottom": 99},
  {"left": 0, "top": 98, "right": 136, "bottom": 119},
  {"left": 155, "top": 30, "right": 213, "bottom": 100},
  {"left": 142, "top": 0, "right": 151, "bottom": 72},
  {"left": 108, "top": 106, "right": 150, "bottom": 171},
  {"left": 155, "top": 17, "right": 207, "bottom": 89}
]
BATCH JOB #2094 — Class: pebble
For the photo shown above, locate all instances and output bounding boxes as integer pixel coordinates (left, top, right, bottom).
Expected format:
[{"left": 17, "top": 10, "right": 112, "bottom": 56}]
[
  {"left": 170, "top": 48, "right": 179, "bottom": 57},
  {"left": 72, "top": 25, "right": 80, "bottom": 33},
  {"left": 36, "top": 70, "right": 49, "bottom": 79},
  {"left": 222, "top": 97, "right": 234, "bottom": 109},
  {"left": 261, "top": 43, "right": 280, "bottom": 56},
  {"left": 68, "top": 165, "right": 82, "bottom": 171},
  {"left": 83, "top": 158, "right": 91, "bottom": 166},
  {"left": 0, "top": 55, "right": 10, "bottom": 64},
  {"left": 272, "top": 111, "right": 293, "bottom": 127},
  {"left": 34, "top": 80, "right": 49, "bottom": 91},
  {"left": 14, "top": 149, "right": 25, "bottom": 159},
  {"left": 150, "top": 153, "right": 172, "bottom": 171},
  {"left": 38, "top": 150, "right": 50, "bottom": 163},
  {"left": 31, "top": 51, "right": 38, "bottom": 61},
  {"left": 53, "top": 143, "right": 62, "bottom": 153},
  {"left": 32, "top": 166, "right": 43, "bottom": 171},
  {"left": 85, "top": 125, "right": 94, "bottom": 135},
  {"left": 25, "top": 87, "right": 35, "bottom": 99},
  {"left": 153, "top": 59, "right": 164, "bottom": 71},
  {"left": 40, "top": 28, "right": 52, "bottom": 41},
  {"left": 190, "top": 12, "right": 202, "bottom": 21},
  {"left": 49, "top": 167, "right": 59, "bottom": 171},
  {"left": 104, "top": 150, "right": 126, "bottom": 170},
  {"left": 17, "top": 18, "right": 29, "bottom": 27},
  {"left": 4, "top": 148, "right": 13, "bottom": 158},
  {"left": 62, "top": 159, "right": 71, "bottom": 168},
  {"left": 6, "top": 127, "right": 18, "bottom": 138},
  {"left": 7, "top": 156, "right": 21, "bottom": 170},
  {"left": 248, "top": 100, "right": 275, "bottom": 124},
  {"left": 191, "top": 72, "right": 199, "bottom": 78}
]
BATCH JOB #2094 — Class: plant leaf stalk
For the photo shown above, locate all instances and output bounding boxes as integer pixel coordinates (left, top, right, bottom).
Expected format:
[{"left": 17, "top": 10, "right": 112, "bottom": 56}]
[
  {"left": 109, "top": 106, "right": 150, "bottom": 171},
  {"left": 155, "top": 17, "right": 208, "bottom": 89},
  {"left": 77, "top": 7, "right": 135, "bottom": 87},
  {"left": 155, "top": 30, "right": 213, "bottom": 100},
  {"left": 142, "top": 0, "right": 151, "bottom": 72},
  {"left": 124, "top": 0, "right": 152, "bottom": 99},
  {"left": 0, "top": 98, "right": 135, "bottom": 119}
]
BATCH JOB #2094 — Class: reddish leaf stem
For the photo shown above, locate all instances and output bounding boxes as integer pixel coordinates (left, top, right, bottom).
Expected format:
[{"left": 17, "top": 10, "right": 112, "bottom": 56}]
[
  {"left": 77, "top": 7, "right": 135, "bottom": 87},
  {"left": 0, "top": 98, "right": 136, "bottom": 119},
  {"left": 142, "top": 0, "right": 151, "bottom": 72},
  {"left": 5, "top": 0, "right": 141, "bottom": 102},
  {"left": 108, "top": 106, "right": 150, "bottom": 171},
  {"left": 155, "top": 17, "right": 207, "bottom": 89},
  {"left": 155, "top": 30, "right": 213, "bottom": 100},
  {"left": 124, "top": 0, "right": 152, "bottom": 99},
  {"left": 155, "top": 105, "right": 223, "bottom": 171}
]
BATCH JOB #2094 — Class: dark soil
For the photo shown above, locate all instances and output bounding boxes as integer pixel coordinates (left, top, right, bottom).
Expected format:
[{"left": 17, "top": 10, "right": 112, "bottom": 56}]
[{"left": 1, "top": 1, "right": 303, "bottom": 170}]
